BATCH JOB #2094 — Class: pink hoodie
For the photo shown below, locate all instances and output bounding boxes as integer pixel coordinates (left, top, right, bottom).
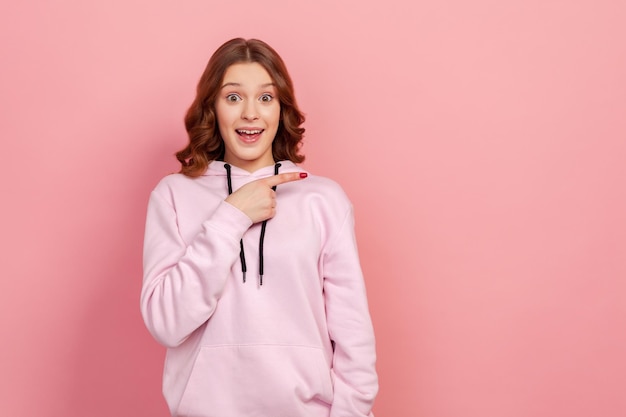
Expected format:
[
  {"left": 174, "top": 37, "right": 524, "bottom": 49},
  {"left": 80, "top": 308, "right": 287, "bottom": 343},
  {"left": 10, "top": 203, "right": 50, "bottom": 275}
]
[{"left": 141, "top": 160, "right": 378, "bottom": 417}]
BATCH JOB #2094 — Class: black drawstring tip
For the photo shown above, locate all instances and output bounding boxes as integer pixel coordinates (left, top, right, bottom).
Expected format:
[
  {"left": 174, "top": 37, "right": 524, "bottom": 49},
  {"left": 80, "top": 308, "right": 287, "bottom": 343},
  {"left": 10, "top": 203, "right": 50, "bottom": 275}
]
[
  {"left": 242, "top": 272, "right": 246, "bottom": 283},
  {"left": 259, "top": 275, "right": 263, "bottom": 286}
]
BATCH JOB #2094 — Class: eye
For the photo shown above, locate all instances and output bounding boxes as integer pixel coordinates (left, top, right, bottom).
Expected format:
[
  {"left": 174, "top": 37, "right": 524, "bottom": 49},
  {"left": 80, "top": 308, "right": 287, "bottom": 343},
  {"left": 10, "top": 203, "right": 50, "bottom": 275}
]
[
  {"left": 259, "top": 93, "right": 274, "bottom": 103},
  {"left": 226, "top": 94, "right": 241, "bottom": 102}
]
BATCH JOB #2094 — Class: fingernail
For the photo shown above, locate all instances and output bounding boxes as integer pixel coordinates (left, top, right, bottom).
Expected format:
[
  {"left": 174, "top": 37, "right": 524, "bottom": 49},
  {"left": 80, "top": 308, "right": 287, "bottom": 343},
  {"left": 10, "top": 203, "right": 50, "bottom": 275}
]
[{"left": 299, "top": 172, "right": 308, "bottom": 178}]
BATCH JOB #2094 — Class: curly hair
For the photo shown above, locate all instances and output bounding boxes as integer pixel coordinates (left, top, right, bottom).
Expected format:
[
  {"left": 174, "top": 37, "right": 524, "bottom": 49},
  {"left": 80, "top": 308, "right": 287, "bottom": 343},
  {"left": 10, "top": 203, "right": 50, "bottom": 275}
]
[{"left": 176, "top": 38, "right": 306, "bottom": 177}]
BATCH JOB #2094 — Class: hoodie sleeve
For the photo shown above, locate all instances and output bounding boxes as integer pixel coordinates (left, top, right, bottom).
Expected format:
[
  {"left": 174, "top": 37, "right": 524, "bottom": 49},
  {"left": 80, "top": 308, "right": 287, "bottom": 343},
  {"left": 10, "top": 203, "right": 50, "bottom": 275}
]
[
  {"left": 140, "top": 189, "right": 252, "bottom": 348},
  {"left": 323, "top": 206, "right": 378, "bottom": 417}
]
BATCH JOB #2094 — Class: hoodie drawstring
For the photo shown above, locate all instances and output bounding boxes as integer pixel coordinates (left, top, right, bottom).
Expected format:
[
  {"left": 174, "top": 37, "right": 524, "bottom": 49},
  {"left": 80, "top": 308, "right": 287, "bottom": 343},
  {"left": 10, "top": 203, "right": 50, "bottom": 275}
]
[
  {"left": 224, "top": 164, "right": 248, "bottom": 283},
  {"left": 224, "top": 162, "right": 281, "bottom": 286},
  {"left": 259, "top": 162, "right": 281, "bottom": 285}
]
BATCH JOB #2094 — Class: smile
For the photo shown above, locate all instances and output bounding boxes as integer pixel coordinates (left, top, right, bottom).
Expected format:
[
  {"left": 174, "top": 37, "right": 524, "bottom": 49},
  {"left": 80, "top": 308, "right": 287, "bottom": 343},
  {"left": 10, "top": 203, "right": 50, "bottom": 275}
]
[{"left": 236, "top": 129, "right": 263, "bottom": 135}]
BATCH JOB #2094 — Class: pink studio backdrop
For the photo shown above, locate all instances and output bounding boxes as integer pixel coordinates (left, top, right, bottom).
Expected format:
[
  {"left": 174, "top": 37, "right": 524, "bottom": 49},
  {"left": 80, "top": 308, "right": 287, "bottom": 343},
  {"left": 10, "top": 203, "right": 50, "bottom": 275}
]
[{"left": 1, "top": 1, "right": 625, "bottom": 416}]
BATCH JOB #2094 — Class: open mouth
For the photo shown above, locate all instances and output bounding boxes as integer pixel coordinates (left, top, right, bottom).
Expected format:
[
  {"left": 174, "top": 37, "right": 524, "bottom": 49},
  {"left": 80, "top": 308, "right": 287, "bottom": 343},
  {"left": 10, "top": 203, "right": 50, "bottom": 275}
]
[
  {"left": 236, "top": 129, "right": 264, "bottom": 142},
  {"left": 236, "top": 129, "right": 263, "bottom": 135}
]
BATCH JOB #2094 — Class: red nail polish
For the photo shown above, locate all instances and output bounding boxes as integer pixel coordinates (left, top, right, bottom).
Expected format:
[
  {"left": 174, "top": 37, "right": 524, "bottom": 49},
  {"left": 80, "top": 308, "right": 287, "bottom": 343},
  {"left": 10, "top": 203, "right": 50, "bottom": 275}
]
[{"left": 299, "top": 172, "right": 308, "bottom": 178}]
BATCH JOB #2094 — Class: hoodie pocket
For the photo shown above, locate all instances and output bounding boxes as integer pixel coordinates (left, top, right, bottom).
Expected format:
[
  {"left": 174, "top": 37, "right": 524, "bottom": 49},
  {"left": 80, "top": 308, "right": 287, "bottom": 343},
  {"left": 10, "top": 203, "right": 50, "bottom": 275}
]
[{"left": 177, "top": 344, "right": 333, "bottom": 417}]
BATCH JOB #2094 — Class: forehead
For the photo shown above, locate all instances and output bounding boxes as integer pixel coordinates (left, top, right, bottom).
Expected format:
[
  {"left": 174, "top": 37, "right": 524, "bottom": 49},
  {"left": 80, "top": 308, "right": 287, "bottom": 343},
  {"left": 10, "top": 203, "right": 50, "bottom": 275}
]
[{"left": 222, "top": 62, "right": 274, "bottom": 86}]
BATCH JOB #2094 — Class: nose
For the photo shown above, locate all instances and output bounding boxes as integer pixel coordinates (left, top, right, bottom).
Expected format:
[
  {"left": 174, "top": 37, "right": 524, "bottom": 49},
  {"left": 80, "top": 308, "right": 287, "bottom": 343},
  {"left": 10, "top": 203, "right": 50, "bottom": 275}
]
[{"left": 241, "top": 100, "right": 259, "bottom": 121}]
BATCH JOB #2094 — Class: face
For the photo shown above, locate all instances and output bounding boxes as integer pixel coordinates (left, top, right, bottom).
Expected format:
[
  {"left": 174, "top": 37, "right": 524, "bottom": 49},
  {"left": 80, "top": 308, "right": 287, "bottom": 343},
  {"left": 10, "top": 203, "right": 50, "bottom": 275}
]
[{"left": 215, "top": 62, "right": 280, "bottom": 172}]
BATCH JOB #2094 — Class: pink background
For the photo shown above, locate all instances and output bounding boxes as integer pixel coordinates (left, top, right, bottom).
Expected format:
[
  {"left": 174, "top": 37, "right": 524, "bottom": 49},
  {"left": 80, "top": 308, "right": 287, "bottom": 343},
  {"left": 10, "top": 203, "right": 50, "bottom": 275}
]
[{"left": 1, "top": 1, "right": 625, "bottom": 416}]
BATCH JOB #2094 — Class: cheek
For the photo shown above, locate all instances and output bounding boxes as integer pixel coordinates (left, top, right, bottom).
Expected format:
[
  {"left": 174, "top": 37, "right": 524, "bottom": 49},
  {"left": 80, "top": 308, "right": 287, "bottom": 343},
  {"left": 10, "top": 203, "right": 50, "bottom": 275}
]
[
  {"left": 215, "top": 104, "right": 230, "bottom": 124},
  {"left": 263, "top": 104, "right": 281, "bottom": 126},
  {"left": 214, "top": 108, "right": 231, "bottom": 137}
]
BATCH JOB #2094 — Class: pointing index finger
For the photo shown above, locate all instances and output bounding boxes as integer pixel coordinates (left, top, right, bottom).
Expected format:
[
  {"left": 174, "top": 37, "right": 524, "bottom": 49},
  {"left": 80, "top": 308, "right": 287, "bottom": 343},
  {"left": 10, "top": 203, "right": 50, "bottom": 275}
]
[{"left": 264, "top": 172, "right": 308, "bottom": 187}]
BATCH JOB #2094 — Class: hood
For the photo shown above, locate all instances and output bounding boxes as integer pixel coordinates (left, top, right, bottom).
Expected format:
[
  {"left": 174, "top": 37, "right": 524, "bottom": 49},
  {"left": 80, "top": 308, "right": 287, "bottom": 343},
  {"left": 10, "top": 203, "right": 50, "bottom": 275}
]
[{"left": 203, "top": 160, "right": 303, "bottom": 178}]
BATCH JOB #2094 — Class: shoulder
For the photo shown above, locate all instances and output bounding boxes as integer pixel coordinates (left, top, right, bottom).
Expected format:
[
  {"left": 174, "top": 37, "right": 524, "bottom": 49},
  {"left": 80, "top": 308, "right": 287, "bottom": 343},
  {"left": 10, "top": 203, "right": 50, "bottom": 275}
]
[
  {"left": 150, "top": 173, "right": 204, "bottom": 202},
  {"left": 293, "top": 172, "right": 354, "bottom": 217},
  {"left": 278, "top": 162, "right": 349, "bottom": 201},
  {"left": 304, "top": 174, "right": 349, "bottom": 199},
  {"left": 153, "top": 171, "right": 210, "bottom": 191}
]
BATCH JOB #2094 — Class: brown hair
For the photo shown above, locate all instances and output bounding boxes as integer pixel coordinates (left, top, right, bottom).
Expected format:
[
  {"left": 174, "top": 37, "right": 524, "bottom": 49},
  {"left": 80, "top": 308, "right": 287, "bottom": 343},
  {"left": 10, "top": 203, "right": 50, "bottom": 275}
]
[{"left": 176, "top": 38, "right": 306, "bottom": 177}]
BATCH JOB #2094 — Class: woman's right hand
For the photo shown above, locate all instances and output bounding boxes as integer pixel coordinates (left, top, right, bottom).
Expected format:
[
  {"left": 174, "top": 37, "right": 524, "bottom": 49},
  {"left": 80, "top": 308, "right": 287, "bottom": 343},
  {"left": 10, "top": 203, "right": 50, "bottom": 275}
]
[{"left": 225, "top": 172, "right": 307, "bottom": 223}]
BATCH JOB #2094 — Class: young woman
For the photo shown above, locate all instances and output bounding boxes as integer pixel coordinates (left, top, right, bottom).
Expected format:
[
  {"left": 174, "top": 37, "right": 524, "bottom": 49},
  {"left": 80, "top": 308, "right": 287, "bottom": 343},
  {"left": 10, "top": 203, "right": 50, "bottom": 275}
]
[{"left": 141, "top": 38, "right": 378, "bottom": 417}]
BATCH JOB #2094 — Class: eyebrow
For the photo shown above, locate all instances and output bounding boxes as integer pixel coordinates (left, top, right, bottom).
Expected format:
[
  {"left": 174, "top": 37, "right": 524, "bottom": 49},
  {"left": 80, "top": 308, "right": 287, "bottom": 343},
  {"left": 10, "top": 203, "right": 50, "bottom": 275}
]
[{"left": 221, "top": 82, "right": 276, "bottom": 89}]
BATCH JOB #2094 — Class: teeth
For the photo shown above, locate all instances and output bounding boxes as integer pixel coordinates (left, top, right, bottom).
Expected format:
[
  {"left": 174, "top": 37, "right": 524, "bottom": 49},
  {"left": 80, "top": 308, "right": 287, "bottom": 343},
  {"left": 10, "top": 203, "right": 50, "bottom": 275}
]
[{"left": 238, "top": 129, "right": 262, "bottom": 135}]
